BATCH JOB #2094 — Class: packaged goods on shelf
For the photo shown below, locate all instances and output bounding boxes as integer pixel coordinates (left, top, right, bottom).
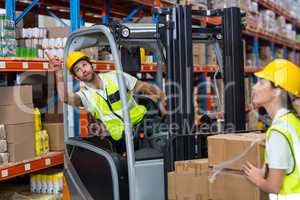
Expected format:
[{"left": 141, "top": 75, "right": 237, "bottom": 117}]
[
  {"left": 34, "top": 108, "right": 42, "bottom": 132},
  {"left": 275, "top": 47, "right": 284, "bottom": 59},
  {"left": 276, "top": 16, "right": 287, "bottom": 36},
  {"left": 16, "top": 27, "right": 67, "bottom": 59},
  {"left": 244, "top": 77, "right": 252, "bottom": 106},
  {"left": 259, "top": 45, "right": 271, "bottom": 67},
  {"left": 0, "top": 15, "right": 17, "bottom": 57},
  {"left": 0, "top": 152, "right": 9, "bottom": 164},
  {"left": 42, "top": 130, "right": 50, "bottom": 154},
  {"left": 297, "top": 34, "right": 300, "bottom": 43},
  {"left": 193, "top": 43, "right": 205, "bottom": 65},
  {"left": 0, "top": 140, "right": 7, "bottom": 153},
  {"left": 207, "top": 44, "right": 217, "bottom": 65},
  {"left": 211, "top": 0, "right": 251, "bottom": 11},
  {"left": 0, "top": 124, "right": 6, "bottom": 140},
  {"left": 35, "top": 131, "right": 42, "bottom": 156},
  {"left": 30, "top": 170, "right": 63, "bottom": 195},
  {"left": 258, "top": 10, "right": 276, "bottom": 32},
  {"left": 179, "top": 0, "right": 207, "bottom": 8},
  {"left": 35, "top": 130, "right": 50, "bottom": 156},
  {"left": 256, "top": 9, "right": 297, "bottom": 41}
]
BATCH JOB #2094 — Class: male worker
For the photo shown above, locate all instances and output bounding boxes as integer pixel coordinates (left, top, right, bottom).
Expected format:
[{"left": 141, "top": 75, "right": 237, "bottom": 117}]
[{"left": 49, "top": 51, "right": 166, "bottom": 145}]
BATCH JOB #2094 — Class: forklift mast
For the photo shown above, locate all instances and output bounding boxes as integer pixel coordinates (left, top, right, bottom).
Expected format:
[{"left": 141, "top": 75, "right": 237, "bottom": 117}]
[{"left": 159, "top": 6, "right": 245, "bottom": 164}]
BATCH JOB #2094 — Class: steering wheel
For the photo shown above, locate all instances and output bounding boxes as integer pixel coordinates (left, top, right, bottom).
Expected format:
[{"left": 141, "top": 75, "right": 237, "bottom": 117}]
[{"left": 134, "top": 95, "right": 162, "bottom": 116}]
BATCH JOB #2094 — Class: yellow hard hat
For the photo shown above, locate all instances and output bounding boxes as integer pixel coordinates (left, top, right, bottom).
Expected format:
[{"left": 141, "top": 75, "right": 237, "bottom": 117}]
[
  {"left": 66, "top": 51, "right": 89, "bottom": 73},
  {"left": 255, "top": 59, "right": 300, "bottom": 97}
]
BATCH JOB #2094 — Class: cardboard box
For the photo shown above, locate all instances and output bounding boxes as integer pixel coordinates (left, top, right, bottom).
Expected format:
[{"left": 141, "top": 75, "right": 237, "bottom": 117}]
[
  {"left": 43, "top": 123, "right": 64, "bottom": 151},
  {"left": 0, "top": 85, "right": 33, "bottom": 106},
  {"left": 208, "top": 170, "right": 268, "bottom": 200},
  {"left": 208, "top": 133, "right": 265, "bottom": 171},
  {"left": 193, "top": 43, "right": 206, "bottom": 65},
  {"left": 0, "top": 104, "right": 34, "bottom": 124},
  {"left": 207, "top": 44, "right": 217, "bottom": 65},
  {"left": 175, "top": 159, "right": 209, "bottom": 175},
  {"left": 8, "top": 141, "right": 35, "bottom": 163},
  {"left": 168, "top": 172, "right": 176, "bottom": 200},
  {"left": 5, "top": 122, "right": 35, "bottom": 162},
  {"left": 5, "top": 123, "right": 35, "bottom": 144},
  {"left": 174, "top": 159, "right": 209, "bottom": 200}
]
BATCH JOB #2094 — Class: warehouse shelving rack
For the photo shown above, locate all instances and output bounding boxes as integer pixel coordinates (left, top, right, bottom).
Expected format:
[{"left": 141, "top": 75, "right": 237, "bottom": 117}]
[
  {"left": 0, "top": 152, "right": 63, "bottom": 181},
  {"left": 1, "top": 0, "right": 300, "bottom": 180}
]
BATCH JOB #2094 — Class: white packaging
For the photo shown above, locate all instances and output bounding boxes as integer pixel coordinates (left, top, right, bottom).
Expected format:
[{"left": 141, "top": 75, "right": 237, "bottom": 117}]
[
  {"left": 0, "top": 124, "right": 6, "bottom": 140},
  {"left": 0, "top": 140, "right": 7, "bottom": 153},
  {"left": 38, "top": 49, "right": 44, "bottom": 58}
]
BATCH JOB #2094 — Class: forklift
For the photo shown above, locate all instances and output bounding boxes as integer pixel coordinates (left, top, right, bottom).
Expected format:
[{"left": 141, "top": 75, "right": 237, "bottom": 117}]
[{"left": 63, "top": 5, "right": 246, "bottom": 200}]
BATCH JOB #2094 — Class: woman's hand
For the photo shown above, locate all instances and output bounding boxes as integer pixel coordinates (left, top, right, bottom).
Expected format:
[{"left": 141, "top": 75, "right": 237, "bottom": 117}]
[{"left": 243, "top": 161, "right": 265, "bottom": 186}]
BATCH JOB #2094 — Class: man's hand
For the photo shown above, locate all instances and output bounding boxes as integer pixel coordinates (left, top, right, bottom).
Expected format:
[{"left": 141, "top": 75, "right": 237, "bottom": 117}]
[{"left": 45, "top": 52, "right": 63, "bottom": 71}]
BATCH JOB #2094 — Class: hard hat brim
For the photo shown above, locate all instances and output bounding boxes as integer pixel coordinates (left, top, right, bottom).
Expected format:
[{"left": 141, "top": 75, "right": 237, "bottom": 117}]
[{"left": 254, "top": 70, "right": 265, "bottom": 79}]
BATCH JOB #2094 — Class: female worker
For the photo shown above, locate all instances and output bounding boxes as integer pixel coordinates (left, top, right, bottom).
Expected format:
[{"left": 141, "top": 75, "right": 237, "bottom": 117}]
[{"left": 243, "top": 59, "right": 300, "bottom": 200}]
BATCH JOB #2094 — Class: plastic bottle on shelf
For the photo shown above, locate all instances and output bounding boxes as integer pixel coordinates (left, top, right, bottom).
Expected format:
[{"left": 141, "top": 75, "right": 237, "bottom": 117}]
[
  {"left": 53, "top": 173, "right": 60, "bottom": 194},
  {"left": 42, "top": 130, "right": 50, "bottom": 154},
  {"left": 140, "top": 48, "right": 145, "bottom": 63},
  {"left": 35, "top": 131, "right": 42, "bottom": 156},
  {"left": 30, "top": 174, "right": 37, "bottom": 193},
  {"left": 58, "top": 172, "right": 63, "bottom": 193},
  {"left": 36, "top": 174, "right": 42, "bottom": 193},
  {"left": 34, "top": 108, "right": 42, "bottom": 132},
  {"left": 46, "top": 174, "right": 54, "bottom": 194},
  {"left": 41, "top": 174, "right": 48, "bottom": 194}
]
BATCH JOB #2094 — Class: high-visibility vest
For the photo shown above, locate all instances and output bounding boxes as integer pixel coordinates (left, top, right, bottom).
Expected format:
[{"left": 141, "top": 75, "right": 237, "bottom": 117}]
[
  {"left": 78, "top": 72, "right": 147, "bottom": 140},
  {"left": 265, "top": 112, "right": 300, "bottom": 200}
]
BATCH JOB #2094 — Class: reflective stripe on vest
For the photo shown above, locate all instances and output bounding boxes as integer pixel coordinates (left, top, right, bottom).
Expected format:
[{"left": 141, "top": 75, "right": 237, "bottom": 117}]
[{"left": 270, "top": 193, "right": 300, "bottom": 200}]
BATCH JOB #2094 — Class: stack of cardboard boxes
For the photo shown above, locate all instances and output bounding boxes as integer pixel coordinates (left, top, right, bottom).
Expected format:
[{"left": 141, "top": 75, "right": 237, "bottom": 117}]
[
  {"left": 0, "top": 86, "right": 35, "bottom": 163},
  {"left": 193, "top": 43, "right": 217, "bottom": 66},
  {"left": 168, "top": 132, "right": 268, "bottom": 200}
]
